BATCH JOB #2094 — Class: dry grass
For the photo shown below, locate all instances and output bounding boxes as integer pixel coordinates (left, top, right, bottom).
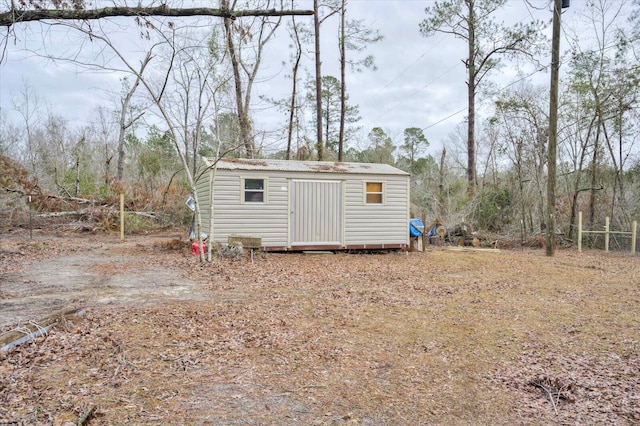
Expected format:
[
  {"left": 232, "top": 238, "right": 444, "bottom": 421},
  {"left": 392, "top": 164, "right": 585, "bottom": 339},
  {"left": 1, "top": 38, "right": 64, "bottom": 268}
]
[{"left": 1, "top": 243, "right": 639, "bottom": 425}]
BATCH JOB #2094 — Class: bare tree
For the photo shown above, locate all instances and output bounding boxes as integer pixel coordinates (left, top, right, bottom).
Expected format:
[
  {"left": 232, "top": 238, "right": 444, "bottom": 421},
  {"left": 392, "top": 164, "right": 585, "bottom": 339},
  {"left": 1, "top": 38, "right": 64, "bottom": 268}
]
[
  {"left": 163, "top": 27, "right": 229, "bottom": 176},
  {"left": 89, "top": 106, "right": 117, "bottom": 185},
  {"left": 0, "top": 108, "right": 21, "bottom": 158},
  {"left": 492, "top": 84, "right": 549, "bottom": 234},
  {"left": 285, "top": 2, "right": 306, "bottom": 160},
  {"left": 312, "top": 0, "right": 339, "bottom": 160},
  {"left": 116, "top": 75, "right": 145, "bottom": 181},
  {"left": 337, "top": 0, "right": 382, "bottom": 161},
  {"left": 6, "top": 13, "right": 224, "bottom": 258},
  {"left": 560, "top": 0, "right": 639, "bottom": 245},
  {"left": 419, "top": 0, "right": 546, "bottom": 196},
  {"left": 1, "top": 1, "right": 315, "bottom": 261},
  {"left": 11, "top": 81, "right": 43, "bottom": 174},
  {"left": 221, "top": 0, "right": 287, "bottom": 158}
]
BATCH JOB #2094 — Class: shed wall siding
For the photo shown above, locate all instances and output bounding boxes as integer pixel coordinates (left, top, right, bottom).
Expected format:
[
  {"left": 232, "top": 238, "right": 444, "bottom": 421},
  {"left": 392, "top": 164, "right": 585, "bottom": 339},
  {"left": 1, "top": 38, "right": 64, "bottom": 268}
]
[
  {"left": 343, "top": 176, "right": 408, "bottom": 246},
  {"left": 193, "top": 168, "right": 212, "bottom": 238},
  {"left": 196, "top": 167, "right": 409, "bottom": 249},
  {"left": 210, "top": 170, "right": 289, "bottom": 247}
]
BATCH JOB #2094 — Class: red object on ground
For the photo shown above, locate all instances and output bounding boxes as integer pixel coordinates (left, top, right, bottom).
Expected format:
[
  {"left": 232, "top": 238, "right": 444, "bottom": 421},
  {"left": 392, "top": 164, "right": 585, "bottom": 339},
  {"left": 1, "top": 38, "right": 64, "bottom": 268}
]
[{"left": 191, "top": 241, "right": 207, "bottom": 255}]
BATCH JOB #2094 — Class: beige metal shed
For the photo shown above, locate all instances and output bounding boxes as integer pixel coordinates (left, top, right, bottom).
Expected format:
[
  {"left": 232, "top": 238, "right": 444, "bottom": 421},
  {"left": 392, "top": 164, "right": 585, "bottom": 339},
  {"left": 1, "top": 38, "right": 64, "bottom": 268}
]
[{"left": 196, "top": 158, "right": 410, "bottom": 251}]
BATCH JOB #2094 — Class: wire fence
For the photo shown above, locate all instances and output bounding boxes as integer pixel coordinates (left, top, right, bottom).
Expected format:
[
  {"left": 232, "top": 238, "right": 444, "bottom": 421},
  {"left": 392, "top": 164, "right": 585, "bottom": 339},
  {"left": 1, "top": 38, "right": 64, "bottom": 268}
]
[{"left": 577, "top": 212, "right": 637, "bottom": 255}]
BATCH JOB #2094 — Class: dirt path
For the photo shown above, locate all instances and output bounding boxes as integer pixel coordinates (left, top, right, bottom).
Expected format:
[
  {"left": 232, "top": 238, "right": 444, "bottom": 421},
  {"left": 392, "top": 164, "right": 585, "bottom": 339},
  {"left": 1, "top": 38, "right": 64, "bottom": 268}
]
[{"left": 0, "top": 235, "right": 203, "bottom": 329}]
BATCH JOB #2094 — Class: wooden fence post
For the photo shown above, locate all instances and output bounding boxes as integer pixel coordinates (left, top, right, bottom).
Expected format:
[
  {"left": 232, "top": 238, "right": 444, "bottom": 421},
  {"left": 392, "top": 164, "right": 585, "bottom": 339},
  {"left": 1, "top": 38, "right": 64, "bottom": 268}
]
[
  {"left": 578, "top": 211, "right": 582, "bottom": 252},
  {"left": 120, "top": 193, "right": 124, "bottom": 241},
  {"left": 421, "top": 212, "right": 427, "bottom": 252},
  {"left": 578, "top": 212, "right": 636, "bottom": 254},
  {"left": 605, "top": 216, "right": 610, "bottom": 253}
]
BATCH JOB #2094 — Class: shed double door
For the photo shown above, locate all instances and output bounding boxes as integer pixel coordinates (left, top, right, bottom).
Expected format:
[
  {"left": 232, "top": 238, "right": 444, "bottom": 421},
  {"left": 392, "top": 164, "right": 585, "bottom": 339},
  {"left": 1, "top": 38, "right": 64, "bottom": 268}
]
[{"left": 290, "top": 179, "right": 343, "bottom": 248}]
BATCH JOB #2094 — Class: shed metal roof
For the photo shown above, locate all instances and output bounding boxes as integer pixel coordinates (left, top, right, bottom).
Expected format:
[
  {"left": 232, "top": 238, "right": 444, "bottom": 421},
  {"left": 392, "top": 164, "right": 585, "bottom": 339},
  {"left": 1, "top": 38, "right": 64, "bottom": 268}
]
[{"left": 204, "top": 158, "right": 409, "bottom": 176}]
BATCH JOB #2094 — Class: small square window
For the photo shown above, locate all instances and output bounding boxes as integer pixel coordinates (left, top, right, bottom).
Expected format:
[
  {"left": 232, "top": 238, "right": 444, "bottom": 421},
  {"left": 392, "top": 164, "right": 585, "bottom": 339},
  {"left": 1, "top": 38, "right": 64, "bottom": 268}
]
[
  {"left": 366, "top": 182, "right": 383, "bottom": 204},
  {"left": 244, "top": 179, "right": 264, "bottom": 203}
]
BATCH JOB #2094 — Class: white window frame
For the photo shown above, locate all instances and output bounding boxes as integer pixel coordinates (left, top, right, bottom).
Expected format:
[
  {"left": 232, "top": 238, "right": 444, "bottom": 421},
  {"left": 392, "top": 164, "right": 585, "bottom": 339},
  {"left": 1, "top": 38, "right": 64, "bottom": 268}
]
[
  {"left": 363, "top": 181, "right": 385, "bottom": 205},
  {"left": 241, "top": 177, "right": 268, "bottom": 204}
]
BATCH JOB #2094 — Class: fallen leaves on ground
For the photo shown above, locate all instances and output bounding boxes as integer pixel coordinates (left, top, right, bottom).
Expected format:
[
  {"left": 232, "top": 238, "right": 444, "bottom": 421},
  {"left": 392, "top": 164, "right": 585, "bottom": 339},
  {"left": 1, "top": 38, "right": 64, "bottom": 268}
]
[{"left": 1, "top": 236, "right": 639, "bottom": 425}]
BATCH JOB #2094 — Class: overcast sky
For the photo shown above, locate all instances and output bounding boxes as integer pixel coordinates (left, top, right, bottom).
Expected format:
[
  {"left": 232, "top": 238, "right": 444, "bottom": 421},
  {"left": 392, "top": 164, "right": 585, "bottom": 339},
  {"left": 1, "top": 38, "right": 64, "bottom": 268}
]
[{"left": 0, "top": 0, "right": 626, "bottom": 159}]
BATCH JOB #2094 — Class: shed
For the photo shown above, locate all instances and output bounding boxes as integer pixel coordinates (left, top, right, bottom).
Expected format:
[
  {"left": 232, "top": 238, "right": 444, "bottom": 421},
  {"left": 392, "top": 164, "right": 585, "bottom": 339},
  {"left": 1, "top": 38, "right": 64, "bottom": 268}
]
[{"left": 195, "top": 158, "right": 410, "bottom": 251}]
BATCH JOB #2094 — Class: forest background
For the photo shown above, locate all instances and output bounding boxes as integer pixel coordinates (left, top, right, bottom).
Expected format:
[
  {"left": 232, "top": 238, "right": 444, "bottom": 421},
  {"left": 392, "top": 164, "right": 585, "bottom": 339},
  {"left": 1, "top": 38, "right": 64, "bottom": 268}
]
[{"left": 1, "top": 0, "right": 639, "bottom": 251}]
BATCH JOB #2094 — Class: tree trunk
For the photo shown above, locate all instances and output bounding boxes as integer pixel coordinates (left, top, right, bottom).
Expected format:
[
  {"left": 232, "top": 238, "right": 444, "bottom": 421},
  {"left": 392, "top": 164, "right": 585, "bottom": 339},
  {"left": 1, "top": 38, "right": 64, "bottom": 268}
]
[
  {"left": 567, "top": 109, "right": 595, "bottom": 240},
  {"left": 438, "top": 147, "right": 447, "bottom": 217},
  {"left": 117, "top": 68, "right": 144, "bottom": 181},
  {"left": 286, "top": 8, "right": 303, "bottom": 161},
  {"left": 546, "top": 0, "right": 562, "bottom": 257},
  {"left": 535, "top": 123, "right": 547, "bottom": 232},
  {"left": 466, "top": 0, "right": 476, "bottom": 196},
  {"left": 602, "top": 109, "right": 626, "bottom": 220},
  {"left": 616, "top": 103, "right": 625, "bottom": 207},
  {"left": 338, "top": 0, "right": 346, "bottom": 161},
  {"left": 104, "top": 152, "right": 111, "bottom": 185},
  {"left": 314, "top": 0, "right": 324, "bottom": 161},
  {"left": 589, "top": 116, "right": 602, "bottom": 227},
  {"left": 568, "top": 152, "right": 588, "bottom": 241},
  {"left": 75, "top": 155, "right": 80, "bottom": 196},
  {"left": 117, "top": 101, "right": 128, "bottom": 181},
  {"left": 324, "top": 93, "right": 331, "bottom": 152},
  {"left": 223, "top": 0, "right": 254, "bottom": 158}
]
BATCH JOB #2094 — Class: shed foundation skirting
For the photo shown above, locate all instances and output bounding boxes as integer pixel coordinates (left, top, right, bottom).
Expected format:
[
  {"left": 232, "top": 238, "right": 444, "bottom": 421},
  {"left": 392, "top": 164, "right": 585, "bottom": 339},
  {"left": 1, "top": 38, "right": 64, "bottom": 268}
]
[
  {"left": 341, "top": 243, "right": 407, "bottom": 250},
  {"left": 259, "top": 243, "right": 407, "bottom": 252},
  {"left": 290, "top": 244, "right": 343, "bottom": 251}
]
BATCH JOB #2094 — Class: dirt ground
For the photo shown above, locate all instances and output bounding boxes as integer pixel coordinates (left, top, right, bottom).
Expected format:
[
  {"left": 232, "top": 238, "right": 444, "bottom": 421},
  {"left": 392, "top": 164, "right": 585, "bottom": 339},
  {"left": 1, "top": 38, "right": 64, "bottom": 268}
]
[
  {"left": 1, "top": 230, "right": 639, "bottom": 425},
  {"left": 0, "top": 232, "right": 210, "bottom": 329}
]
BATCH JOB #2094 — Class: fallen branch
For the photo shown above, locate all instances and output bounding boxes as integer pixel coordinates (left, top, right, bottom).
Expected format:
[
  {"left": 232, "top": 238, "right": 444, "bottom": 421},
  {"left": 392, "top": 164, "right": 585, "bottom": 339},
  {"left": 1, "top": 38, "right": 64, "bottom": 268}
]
[
  {"left": 0, "top": 307, "right": 84, "bottom": 351},
  {"left": 528, "top": 376, "right": 573, "bottom": 415},
  {"left": 0, "top": 6, "right": 315, "bottom": 27},
  {"left": 37, "top": 209, "right": 157, "bottom": 219},
  {"left": 77, "top": 405, "right": 97, "bottom": 426},
  {"left": 3, "top": 187, "right": 104, "bottom": 206},
  {"left": 447, "top": 246, "right": 501, "bottom": 253},
  {"left": 546, "top": 384, "right": 560, "bottom": 415},
  {"left": 37, "top": 209, "right": 89, "bottom": 218},
  {"left": 129, "top": 211, "right": 157, "bottom": 218}
]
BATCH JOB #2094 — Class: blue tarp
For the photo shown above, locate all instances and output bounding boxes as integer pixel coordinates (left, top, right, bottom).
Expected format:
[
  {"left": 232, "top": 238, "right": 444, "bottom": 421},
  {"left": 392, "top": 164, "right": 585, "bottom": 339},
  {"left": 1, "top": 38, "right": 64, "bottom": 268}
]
[{"left": 409, "top": 218, "right": 424, "bottom": 237}]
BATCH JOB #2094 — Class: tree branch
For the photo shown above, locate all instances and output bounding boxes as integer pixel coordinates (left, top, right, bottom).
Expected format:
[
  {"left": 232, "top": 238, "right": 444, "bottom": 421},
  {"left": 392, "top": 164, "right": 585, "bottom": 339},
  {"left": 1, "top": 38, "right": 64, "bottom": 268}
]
[
  {"left": 576, "top": 185, "right": 604, "bottom": 193},
  {"left": 1, "top": 6, "right": 314, "bottom": 27}
]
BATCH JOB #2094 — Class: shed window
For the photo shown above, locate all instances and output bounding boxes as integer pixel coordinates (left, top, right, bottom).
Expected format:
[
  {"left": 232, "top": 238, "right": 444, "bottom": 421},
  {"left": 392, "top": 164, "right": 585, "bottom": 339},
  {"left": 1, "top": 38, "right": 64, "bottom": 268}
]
[
  {"left": 244, "top": 178, "right": 265, "bottom": 203},
  {"left": 365, "top": 182, "right": 384, "bottom": 204}
]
